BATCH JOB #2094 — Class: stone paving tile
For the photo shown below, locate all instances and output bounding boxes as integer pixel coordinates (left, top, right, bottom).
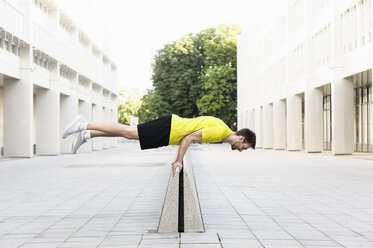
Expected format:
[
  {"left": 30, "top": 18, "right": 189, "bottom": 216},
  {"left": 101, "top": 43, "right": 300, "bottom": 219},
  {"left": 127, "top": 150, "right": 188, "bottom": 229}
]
[
  {"left": 191, "top": 144, "right": 373, "bottom": 247},
  {"left": 36, "top": 229, "right": 77, "bottom": 238},
  {"left": 138, "top": 244, "right": 179, "bottom": 248},
  {"left": 140, "top": 237, "right": 179, "bottom": 244},
  {"left": 251, "top": 229, "right": 295, "bottom": 240},
  {"left": 1, "top": 143, "right": 373, "bottom": 247},
  {"left": 97, "top": 246, "right": 137, "bottom": 248},
  {"left": 220, "top": 238, "right": 263, "bottom": 245},
  {"left": 181, "top": 244, "right": 222, "bottom": 248},
  {"left": 1, "top": 233, "right": 37, "bottom": 239},
  {"left": 58, "top": 242, "right": 104, "bottom": 248},
  {"left": 221, "top": 239, "right": 263, "bottom": 248},
  {"left": 26, "top": 237, "right": 67, "bottom": 243},
  {"left": 142, "top": 232, "right": 179, "bottom": 239},
  {"left": 302, "top": 246, "right": 342, "bottom": 248},
  {"left": 217, "top": 230, "right": 256, "bottom": 240},
  {"left": 298, "top": 239, "right": 342, "bottom": 246},
  {"left": 99, "top": 234, "right": 142, "bottom": 246},
  {"left": 180, "top": 232, "right": 220, "bottom": 243},
  {"left": 0, "top": 238, "right": 30, "bottom": 248},
  {"left": 19, "top": 242, "right": 62, "bottom": 248},
  {"left": 65, "top": 236, "right": 104, "bottom": 243},
  {"left": 259, "top": 239, "right": 304, "bottom": 248}
]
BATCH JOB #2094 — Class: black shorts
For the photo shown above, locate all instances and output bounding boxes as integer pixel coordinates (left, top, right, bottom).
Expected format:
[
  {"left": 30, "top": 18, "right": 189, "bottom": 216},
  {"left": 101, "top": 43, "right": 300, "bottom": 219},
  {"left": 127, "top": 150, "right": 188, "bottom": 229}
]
[{"left": 137, "top": 114, "right": 172, "bottom": 150}]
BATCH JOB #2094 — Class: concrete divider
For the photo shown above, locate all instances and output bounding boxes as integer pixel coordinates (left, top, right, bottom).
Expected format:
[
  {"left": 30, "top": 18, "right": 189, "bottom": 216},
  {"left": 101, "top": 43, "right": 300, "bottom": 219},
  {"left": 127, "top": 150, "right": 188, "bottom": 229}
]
[
  {"left": 157, "top": 160, "right": 179, "bottom": 233},
  {"left": 158, "top": 150, "right": 204, "bottom": 233}
]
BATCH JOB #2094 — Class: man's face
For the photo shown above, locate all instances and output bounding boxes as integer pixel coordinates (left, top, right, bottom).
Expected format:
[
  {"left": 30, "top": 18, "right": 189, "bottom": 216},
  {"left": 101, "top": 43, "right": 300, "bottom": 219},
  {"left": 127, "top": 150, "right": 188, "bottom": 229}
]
[{"left": 231, "top": 141, "right": 251, "bottom": 152}]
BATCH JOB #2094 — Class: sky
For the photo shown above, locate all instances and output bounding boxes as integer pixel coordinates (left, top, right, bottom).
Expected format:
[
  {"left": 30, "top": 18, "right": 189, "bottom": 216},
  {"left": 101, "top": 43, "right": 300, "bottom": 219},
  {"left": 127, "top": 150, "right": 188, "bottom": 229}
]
[{"left": 95, "top": 0, "right": 288, "bottom": 94}]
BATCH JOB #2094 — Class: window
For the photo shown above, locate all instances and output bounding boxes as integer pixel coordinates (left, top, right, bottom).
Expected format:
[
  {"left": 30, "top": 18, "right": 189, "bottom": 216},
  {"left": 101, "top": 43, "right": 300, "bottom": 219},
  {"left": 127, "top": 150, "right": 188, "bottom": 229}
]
[
  {"left": 323, "top": 85, "right": 332, "bottom": 151},
  {"left": 354, "top": 70, "right": 373, "bottom": 152},
  {"left": 4, "top": 39, "right": 9, "bottom": 51},
  {"left": 342, "top": 0, "right": 372, "bottom": 54},
  {"left": 11, "top": 44, "right": 16, "bottom": 54},
  {"left": 34, "top": 0, "right": 49, "bottom": 16},
  {"left": 79, "top": 31, "right": 90, "bottom": 47}
]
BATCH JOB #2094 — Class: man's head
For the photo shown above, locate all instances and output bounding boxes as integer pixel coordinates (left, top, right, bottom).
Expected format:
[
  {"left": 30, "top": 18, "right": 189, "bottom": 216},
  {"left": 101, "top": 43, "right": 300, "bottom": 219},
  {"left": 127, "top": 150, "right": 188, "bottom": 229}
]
[{"left": 231, "top": 128, "right": 256, "bottom": 152}]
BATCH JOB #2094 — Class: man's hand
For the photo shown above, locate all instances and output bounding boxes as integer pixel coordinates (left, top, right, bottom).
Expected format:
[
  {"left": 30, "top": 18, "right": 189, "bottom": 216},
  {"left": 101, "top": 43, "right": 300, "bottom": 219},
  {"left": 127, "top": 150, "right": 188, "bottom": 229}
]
[
  {"left": 172, "top": 130, "right": 202, "bottom": 177},
  {"left": 172, "top": 161, "right": 183, "bottom": 177}
]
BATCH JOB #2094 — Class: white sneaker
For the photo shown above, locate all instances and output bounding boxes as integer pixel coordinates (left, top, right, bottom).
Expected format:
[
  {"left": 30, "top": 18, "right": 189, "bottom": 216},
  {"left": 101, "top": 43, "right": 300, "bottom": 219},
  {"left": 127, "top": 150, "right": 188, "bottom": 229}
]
[
  {"left": 72, "top": 131, "right": 87, "bottom": 154},
  {"left": 62, "top": 115, "right": 87, "bottom": 139}
]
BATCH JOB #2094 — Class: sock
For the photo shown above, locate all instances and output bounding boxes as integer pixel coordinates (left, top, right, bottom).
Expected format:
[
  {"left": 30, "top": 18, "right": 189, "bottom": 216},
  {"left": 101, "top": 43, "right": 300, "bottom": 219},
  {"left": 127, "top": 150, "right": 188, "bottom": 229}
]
[
  {"left": 83, "top": 130, "right": 91, "bottom": 140},
  {"left": 80, "top": 120, "right": 88, "bottom": 131}
]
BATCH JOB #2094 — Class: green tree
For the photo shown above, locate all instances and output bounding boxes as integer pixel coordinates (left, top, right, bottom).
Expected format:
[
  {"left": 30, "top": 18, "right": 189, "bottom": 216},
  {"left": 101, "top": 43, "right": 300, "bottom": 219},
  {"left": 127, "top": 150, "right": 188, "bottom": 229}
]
[
  {"left": 197, "top": 66, "right": 237, "bottom": 128},
  {"left": 151, "top": 34, "right": 203, "bottom": 118},
  {"left": 197, "top": 25, "right": 240, "bottom": 129},
  {"left": 117, "top": 87, "right": 142, "bottom": 125},
  {"left": 139, "top": 24, "right": 240, "bottom": 129},
  {"left": 138, "top": 89, "right": 170, "bottom": 122}
]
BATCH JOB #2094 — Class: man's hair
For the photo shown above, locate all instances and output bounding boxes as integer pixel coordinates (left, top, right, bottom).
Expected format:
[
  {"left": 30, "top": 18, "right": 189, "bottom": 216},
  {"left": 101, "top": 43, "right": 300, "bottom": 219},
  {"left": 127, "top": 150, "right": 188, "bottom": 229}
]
[{"left": 236, "top": 128, "right": 256, "bottom": 149}]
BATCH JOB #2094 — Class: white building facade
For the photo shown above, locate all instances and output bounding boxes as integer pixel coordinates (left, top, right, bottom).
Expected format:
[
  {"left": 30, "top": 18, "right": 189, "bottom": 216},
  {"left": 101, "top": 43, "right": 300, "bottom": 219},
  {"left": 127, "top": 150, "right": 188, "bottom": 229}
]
[
  {"left": 0, "top": 0, "right": 118, "bottom": 157},
  {"left": 238, "top": 0, "right": 373, "bottom": 154}
]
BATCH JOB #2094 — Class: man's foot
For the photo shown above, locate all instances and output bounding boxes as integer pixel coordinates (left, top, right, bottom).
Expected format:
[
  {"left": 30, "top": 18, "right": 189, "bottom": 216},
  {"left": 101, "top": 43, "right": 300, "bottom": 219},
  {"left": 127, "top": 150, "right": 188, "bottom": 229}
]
[
  {"left": 71, "top": 131, "right": 88, "bottom": 154},
  {"left": 62, "top": 115, "right": 87, "bottom": 139}
]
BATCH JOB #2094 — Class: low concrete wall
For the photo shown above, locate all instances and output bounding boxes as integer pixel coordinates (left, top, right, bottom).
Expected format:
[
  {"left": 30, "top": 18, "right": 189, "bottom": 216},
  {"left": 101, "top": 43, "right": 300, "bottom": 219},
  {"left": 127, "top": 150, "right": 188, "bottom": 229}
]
[
  {"left": 158, "top": 150, "right": 204, "bottom": 233},
  {"left": 158, "top": 161, "right": 179, "bottom": 233}
]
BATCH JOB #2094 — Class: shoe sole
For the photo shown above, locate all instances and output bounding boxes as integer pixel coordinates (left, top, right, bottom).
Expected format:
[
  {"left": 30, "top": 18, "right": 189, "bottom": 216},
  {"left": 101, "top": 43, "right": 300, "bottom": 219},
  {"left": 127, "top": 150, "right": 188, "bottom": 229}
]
[
  {"left": 72, "top": 133, "right": 86, "bottom": 154},
  {"left": 62, "top": 115, "right": 84, "bottom": 139},
  {"left": 71, "top": 133, "right": 77, "bottom": 154},
  {"left": 72, "top": 133, "right": 79, "bottom": 154}
]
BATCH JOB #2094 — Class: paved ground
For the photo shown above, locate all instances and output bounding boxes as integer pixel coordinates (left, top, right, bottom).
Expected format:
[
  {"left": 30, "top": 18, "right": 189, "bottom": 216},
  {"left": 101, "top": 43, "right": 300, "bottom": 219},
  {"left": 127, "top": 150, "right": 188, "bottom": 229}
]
[{"left": 0, "top": 142, "right": 372, "bottom": 248}]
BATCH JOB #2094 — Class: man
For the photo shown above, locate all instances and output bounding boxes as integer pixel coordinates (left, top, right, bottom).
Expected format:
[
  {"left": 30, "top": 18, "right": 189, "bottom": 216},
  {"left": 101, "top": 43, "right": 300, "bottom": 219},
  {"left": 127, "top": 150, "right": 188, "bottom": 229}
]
[{"left": 63, "top": 114, "right": 256, "bottom": 175}]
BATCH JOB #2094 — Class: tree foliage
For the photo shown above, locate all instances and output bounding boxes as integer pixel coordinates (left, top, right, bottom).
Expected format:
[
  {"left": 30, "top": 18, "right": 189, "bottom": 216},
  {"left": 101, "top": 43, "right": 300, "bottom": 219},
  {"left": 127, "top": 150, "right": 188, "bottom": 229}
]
[
  {"left": 138, "top": 89, "right": 170, "bottom": 121},
  {"left": 117, "top": 87, "right": 142, "bottom": 125},
  {"left": 138, "top": 24, "right": 240, "bottom": 129}
]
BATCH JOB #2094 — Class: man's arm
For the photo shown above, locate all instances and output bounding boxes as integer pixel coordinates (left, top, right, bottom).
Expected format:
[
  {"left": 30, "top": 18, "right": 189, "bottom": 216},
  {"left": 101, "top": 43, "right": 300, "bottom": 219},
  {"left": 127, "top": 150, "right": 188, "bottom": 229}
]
[{"left": 172, "top": 129, "right": 202, "bottom": 176}]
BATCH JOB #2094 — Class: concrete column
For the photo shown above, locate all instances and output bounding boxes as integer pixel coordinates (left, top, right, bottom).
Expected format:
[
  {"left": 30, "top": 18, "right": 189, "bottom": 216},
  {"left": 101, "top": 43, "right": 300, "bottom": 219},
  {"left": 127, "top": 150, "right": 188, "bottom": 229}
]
[
  {"left": 247, "top": 109, "right": 255, "bottom": 130},
  {"left": 35, "top": 59, "right": 60, "bottom": 155},
  {"left": 3, "top": 46, "right": 33, "bottom": 157},
  {"left": 238, "top": 111, "right": 243, "bottom": 129},
  {"left": 273, "top": 99, "right": 286, "bottom": 150},
  {"left": 243, "top": 110, "right": 248, "bottom": 127},
  {"left": 35, "top": 89, "right": 60, "bottom": 155},
  {"left": 305, "top": 88, "right": 323, "bottom": 152},
  {"left": 240, "top": 111, "right": 245, "bottom": 129},
  {"left": 103, "top": 106, "right": 111, "bottom": 149},
  {"left": 254, "top": 107, "right": 263, "bottom": 148},
  {"left": 78, "top": 100, "right": 92, "bottom": 153},
  {"left": 48, "top": 0, "right": 60, "bottom": 37},
  {"left": 329, "top": 1, "right": 354, "bottom": 155},
  {"left": 8, "top": 0, "right": 34, "bottom": 156},
  {"left": 0, "top": 86, "right": 4, "bottom": 151},
  {"left": 60, "top": 95, "right": 79, "bottom": 153},
  {"left": 263, "top": 104, "right": 273, "bottom": 149},
  {"left": 92, "top": 104, "right": 103, "bottom": 151},
  {"left": 286, "top": 95, "right": 302, "bottom": 151},
  {"left": 60, "top": 73, "right": 79, "bottom": 154},
  {"left": 332, "top": 77, "right": 354, "bottom": 154},
  {"left": 111, "top": 109, "right": 117, "bottom": 148}
]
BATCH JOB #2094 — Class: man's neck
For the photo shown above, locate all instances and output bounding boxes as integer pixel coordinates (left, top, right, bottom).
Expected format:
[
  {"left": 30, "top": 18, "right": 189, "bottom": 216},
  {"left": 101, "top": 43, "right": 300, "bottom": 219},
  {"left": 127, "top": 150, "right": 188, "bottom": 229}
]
[{"left": 223, "top": 132, "right": 237, "bottom": 145}]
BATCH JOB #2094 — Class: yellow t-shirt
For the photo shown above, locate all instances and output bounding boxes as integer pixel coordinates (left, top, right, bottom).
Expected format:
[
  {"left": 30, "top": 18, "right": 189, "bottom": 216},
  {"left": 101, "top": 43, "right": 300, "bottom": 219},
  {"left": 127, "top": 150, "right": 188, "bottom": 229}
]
[{"left": 168, "top": 114, "right": 232, "bottom": 145}]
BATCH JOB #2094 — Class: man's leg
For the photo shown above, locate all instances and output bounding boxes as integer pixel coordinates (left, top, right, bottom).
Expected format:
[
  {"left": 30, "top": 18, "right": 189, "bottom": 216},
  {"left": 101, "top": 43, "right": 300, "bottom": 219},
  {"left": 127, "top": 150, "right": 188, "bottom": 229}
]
[
  {"left": 90, "top": 130, "right": 117, "bottom": 138},
  {"left": 72, "top": 130, "right": 125, "bottom": 154},
  {"left": 63, "top": 115, "right": 139, "bottom": 140},
  {"left": 87, "top": 122, "right": 139, "bottom": 140}
]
